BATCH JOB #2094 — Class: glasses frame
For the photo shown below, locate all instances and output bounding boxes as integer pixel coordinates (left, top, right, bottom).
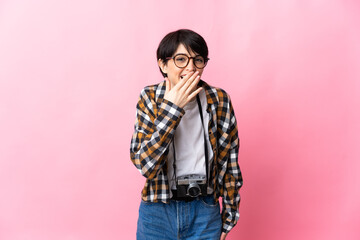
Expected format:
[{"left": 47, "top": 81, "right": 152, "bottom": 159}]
[{"left": 166, "top": 54, "right": 210, "bottom": 69}]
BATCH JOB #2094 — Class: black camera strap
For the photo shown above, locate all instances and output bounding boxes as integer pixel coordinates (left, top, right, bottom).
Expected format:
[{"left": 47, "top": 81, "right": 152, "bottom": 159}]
[{"left": 172, "top": 95, "right": 209, "bottom": 187}]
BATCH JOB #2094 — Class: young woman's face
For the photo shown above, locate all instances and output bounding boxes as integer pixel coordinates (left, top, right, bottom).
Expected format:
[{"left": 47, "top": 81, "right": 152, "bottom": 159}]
[{"left": 159, "top": 44, "right": 205, "bottom": 88}]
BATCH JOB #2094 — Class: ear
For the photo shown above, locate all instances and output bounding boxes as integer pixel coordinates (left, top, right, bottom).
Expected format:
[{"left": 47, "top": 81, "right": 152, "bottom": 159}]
[{"left": 158, "top": 59, "right": 167, "bottom": 74}]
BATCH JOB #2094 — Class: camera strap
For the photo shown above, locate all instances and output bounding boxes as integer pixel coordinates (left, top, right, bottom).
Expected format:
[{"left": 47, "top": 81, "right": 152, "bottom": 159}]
[{"left": 172, "top": 95, "right": 209, "bottom": 187}]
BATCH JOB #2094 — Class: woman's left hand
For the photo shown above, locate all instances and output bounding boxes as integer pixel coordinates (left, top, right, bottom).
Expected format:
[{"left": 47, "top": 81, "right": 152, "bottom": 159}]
[{"left": 220, "top": 232, "right": 227, "bottom": 240}]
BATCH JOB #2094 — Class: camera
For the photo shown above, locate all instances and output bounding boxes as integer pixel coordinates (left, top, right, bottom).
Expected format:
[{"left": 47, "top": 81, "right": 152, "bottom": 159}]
[{"left": 176, "top": 174, "right": 207, "bottom": 198}]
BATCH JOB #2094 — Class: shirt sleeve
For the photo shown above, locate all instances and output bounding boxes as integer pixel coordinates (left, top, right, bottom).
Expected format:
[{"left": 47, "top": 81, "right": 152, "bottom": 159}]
[
  {"left": 130, "top": 88, "right": 185, "bottom": 179},
  {"left": 220, "top": 96, "right": 243, "bottom": 233}
]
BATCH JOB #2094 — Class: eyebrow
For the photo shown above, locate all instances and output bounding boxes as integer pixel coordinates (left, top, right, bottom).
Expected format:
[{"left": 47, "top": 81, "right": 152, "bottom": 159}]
[{"left": 175, "top": 53, "right": 199, "bottom": 57}]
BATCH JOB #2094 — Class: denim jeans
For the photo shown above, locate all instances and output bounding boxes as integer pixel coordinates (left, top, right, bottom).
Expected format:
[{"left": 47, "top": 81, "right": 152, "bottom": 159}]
[{"left": 136, "top": 195, "right": 222, "bottom": 240}]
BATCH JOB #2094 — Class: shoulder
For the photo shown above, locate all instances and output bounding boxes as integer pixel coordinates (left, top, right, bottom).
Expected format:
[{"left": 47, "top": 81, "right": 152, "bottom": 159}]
[
  {"left": 202, "top": 81, "right": 232, "bottom": 105},
  {"left": 138, "top": 81, "right": 166, "bottom": 101},
  {"left": 215, "top": 87, "right": 231, "bottom": 102},
  {"left": 139, "top": 82, "right": 161, "bottom": 97}
]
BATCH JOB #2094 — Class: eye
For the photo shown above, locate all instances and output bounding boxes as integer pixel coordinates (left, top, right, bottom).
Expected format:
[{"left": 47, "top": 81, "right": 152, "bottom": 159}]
[
  {"left": 175, "top": 57, "right": 187, "bottom": 62},
  {"left": 195, "top": 58, "right": 204, "bottom": 63}
]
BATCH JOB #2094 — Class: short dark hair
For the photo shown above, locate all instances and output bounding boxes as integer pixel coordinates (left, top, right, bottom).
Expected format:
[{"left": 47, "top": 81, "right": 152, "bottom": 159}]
[{"left": 156, "top": 29, "right": 209, "bottom": 77}]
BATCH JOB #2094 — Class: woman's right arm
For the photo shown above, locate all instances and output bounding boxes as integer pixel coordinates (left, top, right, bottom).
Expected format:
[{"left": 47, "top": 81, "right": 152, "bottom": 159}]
[
  {"left": 130, "top": 87, "right": 184, "bottom": 179},
  {"left": 131, "top": 74, "right": 202, "bottom": 179}
]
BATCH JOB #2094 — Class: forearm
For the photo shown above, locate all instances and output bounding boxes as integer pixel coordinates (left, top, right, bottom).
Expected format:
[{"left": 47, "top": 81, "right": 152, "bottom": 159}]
[
  {"left": 130, "top": 99, "right": 184, "bottom": 179},
  {"left": 221, "top": 180, "right": 241, "bottom": 233},
  {"left": 221, "top": 129, "right": 242, "bottom": 233}
]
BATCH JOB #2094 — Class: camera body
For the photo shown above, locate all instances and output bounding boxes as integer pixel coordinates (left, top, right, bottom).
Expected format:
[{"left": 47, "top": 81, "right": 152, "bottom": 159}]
[{"left": 176, "top": 174, "right": 207, "bottom": 198}]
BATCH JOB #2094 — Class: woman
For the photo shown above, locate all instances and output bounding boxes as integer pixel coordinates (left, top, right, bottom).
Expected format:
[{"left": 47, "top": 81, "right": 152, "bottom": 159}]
[{"left": 130, "top": 29, "right": 243, "bottom": 240}]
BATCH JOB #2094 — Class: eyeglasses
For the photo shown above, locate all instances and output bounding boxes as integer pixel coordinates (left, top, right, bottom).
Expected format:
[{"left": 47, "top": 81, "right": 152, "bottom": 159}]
[{"left": 166, "top": 54, "right": 209, "bottom": 69}]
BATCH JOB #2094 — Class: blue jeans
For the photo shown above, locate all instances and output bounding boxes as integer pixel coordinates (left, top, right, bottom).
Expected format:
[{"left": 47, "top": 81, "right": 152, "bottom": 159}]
[{"left": 136, "top": 195, "right": 222, "bottom": 240}]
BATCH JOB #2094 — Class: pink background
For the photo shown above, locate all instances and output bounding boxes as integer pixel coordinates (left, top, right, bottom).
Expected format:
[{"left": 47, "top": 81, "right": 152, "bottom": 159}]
[{"left": 1, "top": 0, "right": 360, "bottom": 239}]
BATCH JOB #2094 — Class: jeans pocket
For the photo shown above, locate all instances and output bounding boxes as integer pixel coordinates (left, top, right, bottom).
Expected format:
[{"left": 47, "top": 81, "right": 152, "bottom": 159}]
[
  {"left": 140, "top": 199, "right": 154, "bottom": 206},
  {"left": 200, "top": 196, "right": 219, "bottom": 207}
]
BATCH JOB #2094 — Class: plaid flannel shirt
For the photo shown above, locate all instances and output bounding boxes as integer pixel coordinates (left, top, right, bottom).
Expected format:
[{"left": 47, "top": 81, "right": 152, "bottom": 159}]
[{"left": 130, "top": 80, "right": 243, "bottom": 233}]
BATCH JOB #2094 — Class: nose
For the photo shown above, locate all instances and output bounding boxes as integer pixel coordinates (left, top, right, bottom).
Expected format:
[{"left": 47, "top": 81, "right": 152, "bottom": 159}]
[{"left": 186, "top": 58, "right": 196, "bottom": 72}]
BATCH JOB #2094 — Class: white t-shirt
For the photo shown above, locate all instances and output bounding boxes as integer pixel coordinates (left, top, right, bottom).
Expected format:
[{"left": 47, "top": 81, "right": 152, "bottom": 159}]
[{"left": 167, "top": 89, "right": 214, "bottom": 196}]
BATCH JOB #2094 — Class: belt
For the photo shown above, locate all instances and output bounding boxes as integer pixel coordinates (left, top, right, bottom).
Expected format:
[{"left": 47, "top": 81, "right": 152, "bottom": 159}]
[{"left": 171, "top": 190, "right": 207, "bottom": 202}]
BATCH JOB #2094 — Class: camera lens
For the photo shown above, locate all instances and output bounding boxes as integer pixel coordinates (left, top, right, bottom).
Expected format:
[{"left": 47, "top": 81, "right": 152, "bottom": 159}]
[{"left": 188, "top": 183, "right": 201, "bottom": 197}]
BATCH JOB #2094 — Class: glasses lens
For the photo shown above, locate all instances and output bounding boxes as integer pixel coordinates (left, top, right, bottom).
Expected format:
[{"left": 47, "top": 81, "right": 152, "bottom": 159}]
[
  {"left": 194, "top": 56, "right": 206, "bottom": 68},
  {"left": 174, "top": 54, "right": 189, "bottom": 68}
]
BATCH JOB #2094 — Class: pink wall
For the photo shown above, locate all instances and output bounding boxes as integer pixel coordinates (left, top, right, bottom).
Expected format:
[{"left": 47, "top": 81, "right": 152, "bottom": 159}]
[{"left": 1, "top": 1, "right": 359, "bottom": 239}]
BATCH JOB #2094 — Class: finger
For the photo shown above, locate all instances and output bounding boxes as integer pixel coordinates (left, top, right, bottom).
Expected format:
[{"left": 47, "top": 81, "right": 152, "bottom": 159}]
[
  {"left": 179, "top": 70, "right": 197, "bottom": 87},
  {"left": 220, "top": 232, "right": 227, "bottom": 240},
  {"left": 174, "top": 72, "right": 190, "bottom": 90},
  {"left": 185, "top": 74, "right": 201, "bottom": 95},
  {"left": 181, "top": 71, "right": 199, "bottom": 91},
  {"left": 187, "top": 86, "right": 203, "bottom": 102}
]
